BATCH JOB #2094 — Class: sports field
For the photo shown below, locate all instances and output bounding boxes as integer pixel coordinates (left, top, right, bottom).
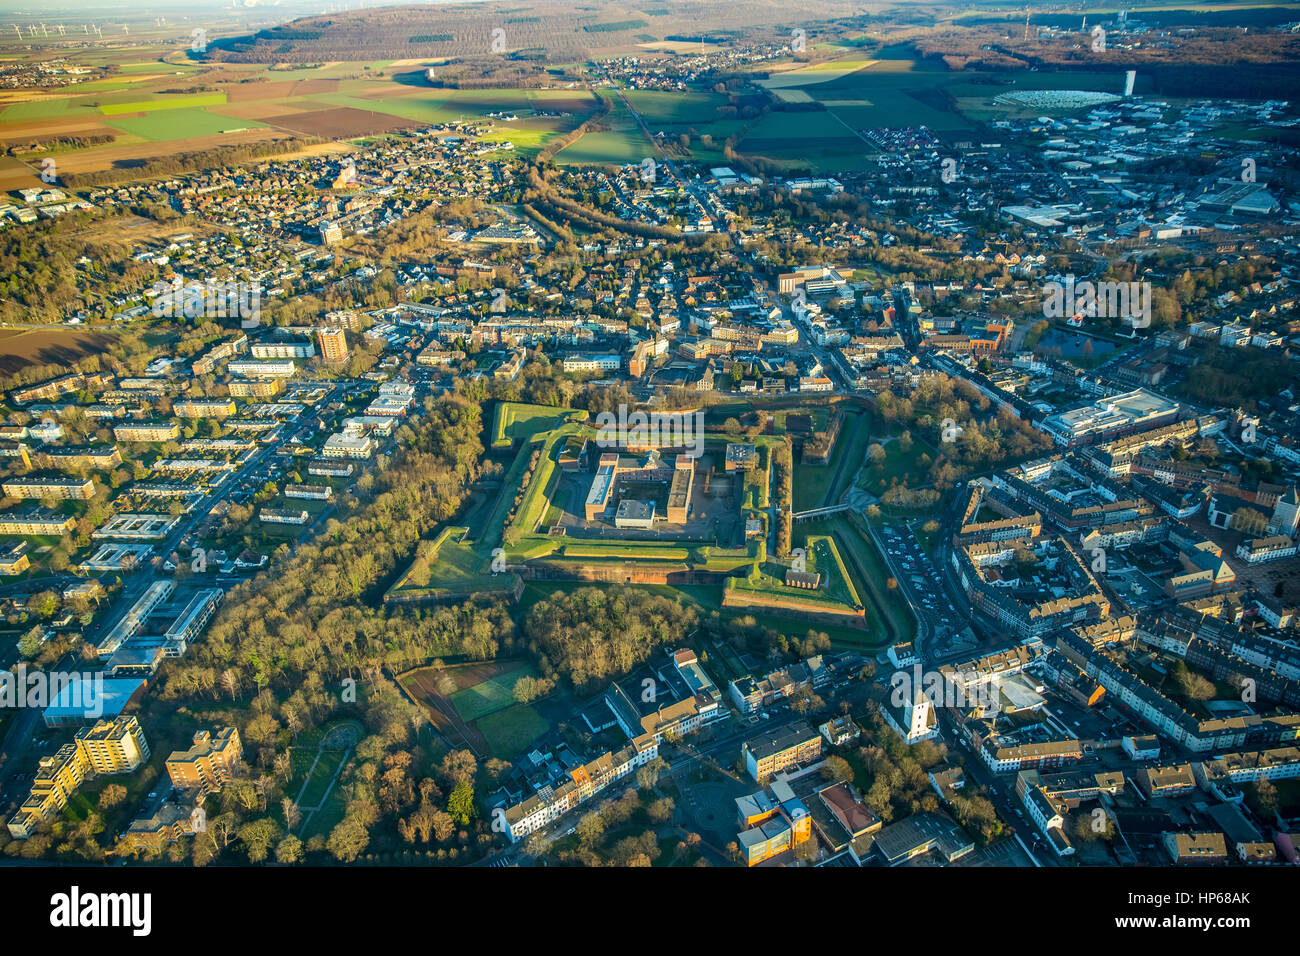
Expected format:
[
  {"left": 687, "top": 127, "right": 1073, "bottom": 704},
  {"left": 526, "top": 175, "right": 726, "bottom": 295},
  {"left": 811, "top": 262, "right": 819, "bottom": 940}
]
[
  {"left": 474, "top": 704, "right": 551, "bottom": 758},
  {"left": 450, "top": 662, "right": 540, "bottom": 722}
]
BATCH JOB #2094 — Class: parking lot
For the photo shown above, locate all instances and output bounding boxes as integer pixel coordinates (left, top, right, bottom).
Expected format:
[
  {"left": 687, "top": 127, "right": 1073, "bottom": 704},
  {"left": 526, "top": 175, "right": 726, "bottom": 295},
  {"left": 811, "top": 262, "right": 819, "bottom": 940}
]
[{"left": 877, "top": 523, "right": 964, "bottom": 637}]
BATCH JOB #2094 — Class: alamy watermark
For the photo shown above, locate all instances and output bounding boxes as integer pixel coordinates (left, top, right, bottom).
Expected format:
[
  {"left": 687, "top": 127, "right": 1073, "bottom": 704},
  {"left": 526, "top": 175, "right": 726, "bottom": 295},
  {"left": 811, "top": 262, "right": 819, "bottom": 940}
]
[
  {"left": 1042, "top": 275, "right": 1151, "bottom": 329},
  {"left": 151, "top": 275, "right": 261, "bottom": 327},
  {"left": 593, "top": 404, "right": 705, "bottom": 458},
  {"left": 890, "top": 664, "right": 1000, "bottom": 711},
  {"left": 0, "top": 666, "right": 104, "bottom": 717}
]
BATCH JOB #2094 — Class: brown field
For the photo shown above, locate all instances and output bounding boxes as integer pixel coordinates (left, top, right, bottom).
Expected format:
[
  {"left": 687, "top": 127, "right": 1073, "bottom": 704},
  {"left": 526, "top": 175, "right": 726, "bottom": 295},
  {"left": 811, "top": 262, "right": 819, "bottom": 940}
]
[
  {"left": 223, "top": 80, "right": 301, "bottom": 102},
  {"left": 0, "top": 118, "right": 122, "bottom": 142},
  {"left": 0, "top": 155, "right": 44, "bottom": 191},
  {"left": 48, "top": 128, "right": 299, "bottom": 175},
  {"left": 212, "top": 102, "right": 311, "bottom": 120},
  {"left": 271, "top": 106, "right": 422, "bottom": 139},
  {"left": 0, "top": 329, "right": 115, "bottom": 376},
  {"left": 290, "top": 79, "right": 342, "bottom": 97}
]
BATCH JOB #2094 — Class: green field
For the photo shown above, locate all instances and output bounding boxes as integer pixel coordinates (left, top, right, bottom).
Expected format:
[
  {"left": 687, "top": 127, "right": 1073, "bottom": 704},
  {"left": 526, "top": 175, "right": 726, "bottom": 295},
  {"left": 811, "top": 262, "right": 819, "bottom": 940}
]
[
  {"left": 736, "top": 56, "right": 1148, "bottom": 172},
  {"left": 385, "top": 526, "right": 518, "bottom": 602},
  {"left": 475, "top": 704, "right": 551, "bottom": 758},
  {"left": 827, "top": 514, "right": 918, "bottom": 643},
  {"left": 106, "top": 108, "right": 266, "bottom": 140},
  {"left": 794, "top": 409, "right": 868, "bottom": 511},
  {"left": 491, "top": 401, "right": 583, "bottom": 448},
  {"left": 556, "top": 95, "right": 653, "bottom": 165},
  {"left": 297, "top": 748, "right": 347, "bottom": 807},
  {"left": 99, "top": 92, "right": 229, "bottom": 115},
  {"left": 622, "top": 89, "right": 728, "bottom": 125},
  {"left": 856, "top": 434, "right": 935, "bottom": 496},
  {"left": 450, "top": 663, "right": 539, "bottom": 722},
  {"left": 730, "top": 534, "right": 862, "bottom": 611}
]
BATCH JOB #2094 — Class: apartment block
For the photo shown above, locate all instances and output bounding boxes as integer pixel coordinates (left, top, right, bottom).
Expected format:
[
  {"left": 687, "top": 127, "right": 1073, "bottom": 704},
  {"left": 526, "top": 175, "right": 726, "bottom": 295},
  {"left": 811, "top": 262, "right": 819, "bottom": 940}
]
[
  {"left": 166, "top": 727, "right": 244, "bottom": 794},
  {"left": 2, "top": 476, "right": 95, "bottom": 500},
  {"left": 7, "top": 716, "right": 149, "bottom": 837},
  {"left": 173, "top": 399, "right": 237, "bottom": 419},
  {"left": 250, "top": 341, "right": 315, "bottom": 360},
  {"left": 228, "top": 378, "right": 285, "bottom": 399},
  {"left": 37, "top": 445, "right": 121, "bottom": 471},
  {"left": 114, "top": 421, "right": 181, "bottom": 443},
  {"left": 76, "top": 715, "right": 152, "bottom": 774},
  {"left": 742, "top": 720, "right": 823, "bottom": 782},
  {"left": 0, "top": 509, "right": 75, "bottom": 535},
  {"left": 316, "top": 327, "right": 349, "bottom": 363}
]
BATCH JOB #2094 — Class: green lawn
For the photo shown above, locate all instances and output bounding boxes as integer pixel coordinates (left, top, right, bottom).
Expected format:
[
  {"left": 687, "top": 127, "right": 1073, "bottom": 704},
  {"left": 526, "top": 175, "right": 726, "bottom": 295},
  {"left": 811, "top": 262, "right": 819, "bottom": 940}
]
[
  {"left": 491, "top": 401, "right": 582, "bottom": 448},
  {"left": 298, "top": 748, "right": 347, "bottom": 808},
  {"left": 729, "top": 534, "right": 862, "bottom": 612},
  {"left": 385, "top": 526, "right": 516, "bottom": 602},
  {"left": 857, "top": 435, "right": 934, "bottom": 496},
  {"left": 794, "top": 410, "right": 867, "bottom": 511},
  {"left": 475, "top": 704, "right": 551, "bottom": 759},
  {"left": 825, "top": 514, "right": 918, "bottom": 644}
]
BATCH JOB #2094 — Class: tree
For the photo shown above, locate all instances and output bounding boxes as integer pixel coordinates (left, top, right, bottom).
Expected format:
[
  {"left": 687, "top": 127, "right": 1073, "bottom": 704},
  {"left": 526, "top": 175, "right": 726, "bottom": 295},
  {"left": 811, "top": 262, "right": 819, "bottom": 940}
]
[
  {"left": 326, "top": 816, "right": 370, "bottom": 863},
  {"left": 275, "top": 834, "right": 304, "bottom": 864},
  {"left": 575, "top": 810, "right": 605, "bottom": 847},
  {"left": 98, "top": 784, "right": 127, "bottom": 809},
  {"left": 239, "top": 818, "right": 282, "bottom": 863},
  {"left": 440, "top": 750, "right": 477, "bottom": 786},
  {"left": 430, "top": 809, "right": 455, "bottom": 842},
  {"left": 26, "top": 591, "right": 58, "bottom": 619},
  {"left": 635, "top": 757, "right": 666, "bottom": 791},
  {"left": 447, "top": 779, "right": 476, "bottom": 826},
  {"left": 1230, "top": 508, "right": 1268, "bottom": 536},
  {"left": 1171, "top": 661, "right": 1215, "bottom": 701},
  {"left": 1251, "top": 778, "right": 1279, "bottom": 819},
  {"left": 821, "top": 755, "right": 854, "bottom": 782},
  {"left": 647, "top": 797, "right": 675, "bottom": 824}
]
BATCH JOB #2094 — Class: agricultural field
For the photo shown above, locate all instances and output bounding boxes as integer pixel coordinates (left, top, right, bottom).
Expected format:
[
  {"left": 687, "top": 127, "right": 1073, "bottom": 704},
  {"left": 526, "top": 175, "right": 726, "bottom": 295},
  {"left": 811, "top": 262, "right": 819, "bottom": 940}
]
[
  {"left": 555, "top": 92, "right": 652, "bottom": 165},
  {"left": 736, "top": 51, "right": 1153, "bottom": 171},
  {"left": 105, "top": 107, "right": 266, "bottom": 141},
  {"left": 0, "top": 35, "right": 1120, "bottom": 182},
  {"left": 0, "top": 49, "right": 608, "bottom": 182},
  {"left": 0, "top": 328, "right": 113, "bottom": 376}
]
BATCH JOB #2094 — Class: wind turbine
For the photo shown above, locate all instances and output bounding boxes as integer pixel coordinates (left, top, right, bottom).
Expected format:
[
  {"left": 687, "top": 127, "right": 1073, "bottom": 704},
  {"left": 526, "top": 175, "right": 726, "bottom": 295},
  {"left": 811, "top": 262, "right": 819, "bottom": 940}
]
[
  {"left": 57, "top": 25, "right": 65, "bottom": 36},
  {"left": 12, "top": 25, "right": 21, "bottom": 40}
]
